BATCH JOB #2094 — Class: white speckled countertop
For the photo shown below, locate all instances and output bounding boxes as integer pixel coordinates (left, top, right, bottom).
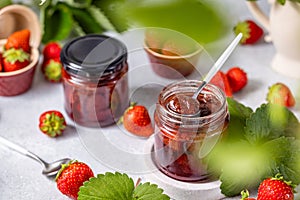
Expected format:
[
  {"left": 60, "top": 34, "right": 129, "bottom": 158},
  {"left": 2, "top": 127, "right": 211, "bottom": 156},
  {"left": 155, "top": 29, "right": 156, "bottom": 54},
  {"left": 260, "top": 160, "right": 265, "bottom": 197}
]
[{"left": 1, "top": 0, "right": 299, "bottom": 199}]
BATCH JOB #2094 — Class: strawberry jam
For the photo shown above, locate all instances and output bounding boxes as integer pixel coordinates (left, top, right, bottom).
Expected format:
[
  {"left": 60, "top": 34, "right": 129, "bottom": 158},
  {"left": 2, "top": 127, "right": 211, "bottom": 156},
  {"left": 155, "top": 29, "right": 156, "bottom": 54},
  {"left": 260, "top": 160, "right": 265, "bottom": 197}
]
[
  {"left": 153, "top": 80, "right": 229, "bottom": 182},
  {"left": 61, "top": 34, "right": 129, "bottom": 127}
]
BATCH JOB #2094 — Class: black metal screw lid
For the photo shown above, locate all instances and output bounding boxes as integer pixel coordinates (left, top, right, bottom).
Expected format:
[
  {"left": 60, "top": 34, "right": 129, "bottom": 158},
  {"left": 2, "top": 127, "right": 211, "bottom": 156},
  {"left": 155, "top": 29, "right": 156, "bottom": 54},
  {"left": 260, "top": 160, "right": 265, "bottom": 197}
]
[{"left": 61, "top": 34, "right": 127, "bottom": 77}]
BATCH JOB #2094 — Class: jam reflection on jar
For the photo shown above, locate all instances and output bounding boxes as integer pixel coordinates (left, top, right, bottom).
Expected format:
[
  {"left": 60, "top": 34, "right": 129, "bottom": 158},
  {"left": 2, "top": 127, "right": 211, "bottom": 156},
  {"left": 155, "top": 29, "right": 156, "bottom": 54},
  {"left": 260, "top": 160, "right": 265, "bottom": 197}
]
[
  {"left": 61, "top": 34, "right": 129, "bottom": 127},
  {"left": 153, "top": 80, "right": 229, "bottom": 182}
]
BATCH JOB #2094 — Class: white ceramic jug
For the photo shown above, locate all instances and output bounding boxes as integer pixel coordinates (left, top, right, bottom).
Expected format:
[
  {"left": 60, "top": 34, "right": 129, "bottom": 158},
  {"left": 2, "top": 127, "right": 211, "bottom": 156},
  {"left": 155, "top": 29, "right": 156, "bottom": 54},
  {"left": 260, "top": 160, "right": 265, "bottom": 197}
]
[{"left": 246, "top": 0, "right": 300, "bottom": 78}]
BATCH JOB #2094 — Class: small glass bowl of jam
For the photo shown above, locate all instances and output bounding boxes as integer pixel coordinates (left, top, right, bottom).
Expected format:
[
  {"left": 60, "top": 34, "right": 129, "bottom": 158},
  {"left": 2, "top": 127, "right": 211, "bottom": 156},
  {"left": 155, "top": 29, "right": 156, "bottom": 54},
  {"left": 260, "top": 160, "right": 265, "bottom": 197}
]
[
  {"left": 60, "top": 34, "right": 129, "bottom": 127},
  {"left": 153, "top": 80, "right": 229, "bottom": 182}
]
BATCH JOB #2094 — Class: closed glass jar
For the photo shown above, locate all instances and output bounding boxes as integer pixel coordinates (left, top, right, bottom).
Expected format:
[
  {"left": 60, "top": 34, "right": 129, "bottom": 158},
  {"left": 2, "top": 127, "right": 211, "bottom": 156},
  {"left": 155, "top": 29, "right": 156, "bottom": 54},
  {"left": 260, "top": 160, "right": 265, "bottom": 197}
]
[
  {"left": 153, "top": 80, "right": 229, "bottom": 182},
  {"left": 61, "top": 34, "right": 129, "bottom": 127}
]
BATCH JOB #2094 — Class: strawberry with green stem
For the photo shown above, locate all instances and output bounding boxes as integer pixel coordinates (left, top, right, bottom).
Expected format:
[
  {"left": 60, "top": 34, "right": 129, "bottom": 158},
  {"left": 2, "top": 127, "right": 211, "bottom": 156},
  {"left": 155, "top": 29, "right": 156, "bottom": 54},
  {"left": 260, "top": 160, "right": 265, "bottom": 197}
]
[
  {"left": 234, "top": 20, "right": 264, "bottom": 45},
  {"left": 56, "top": 160, "right": 94, "bottom": 200},
  {"left": 42, "top": 57, "right": 63, "bottom": 82},
  {"left": 39, "top": 110, "right": 66, "bottom": 137},
  {"left": 2, "top": 48, "right": 30, "bottom": 72},
  {"left": 257, "top": 174, "right": 294, "bottom": 200}
]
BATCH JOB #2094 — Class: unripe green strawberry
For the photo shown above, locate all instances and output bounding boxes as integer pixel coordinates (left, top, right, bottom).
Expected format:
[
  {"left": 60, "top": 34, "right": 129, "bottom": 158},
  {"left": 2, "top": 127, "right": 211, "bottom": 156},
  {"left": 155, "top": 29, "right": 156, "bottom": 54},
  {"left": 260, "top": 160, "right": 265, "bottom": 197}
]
[
  {"left": 266, "top": 82, "right": 295, "bottom": 107},
  {"left": 56, "top": 160, "right": 94, "bottom": 200}
]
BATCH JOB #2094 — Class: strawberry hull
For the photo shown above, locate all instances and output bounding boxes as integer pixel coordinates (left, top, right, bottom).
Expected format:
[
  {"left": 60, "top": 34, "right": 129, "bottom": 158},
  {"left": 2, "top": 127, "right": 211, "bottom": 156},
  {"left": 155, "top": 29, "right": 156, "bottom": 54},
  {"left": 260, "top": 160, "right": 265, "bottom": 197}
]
[{"left": 0, "top": 40, "right": 39, "bottom": 96}]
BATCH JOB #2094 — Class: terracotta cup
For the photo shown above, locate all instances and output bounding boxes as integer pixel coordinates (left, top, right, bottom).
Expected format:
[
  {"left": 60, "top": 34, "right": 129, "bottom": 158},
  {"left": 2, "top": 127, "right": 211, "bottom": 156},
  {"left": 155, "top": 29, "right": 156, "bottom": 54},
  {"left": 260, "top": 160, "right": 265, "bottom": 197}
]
[{"left": 0, "top": 4, "right": 41, "bottom": 96}]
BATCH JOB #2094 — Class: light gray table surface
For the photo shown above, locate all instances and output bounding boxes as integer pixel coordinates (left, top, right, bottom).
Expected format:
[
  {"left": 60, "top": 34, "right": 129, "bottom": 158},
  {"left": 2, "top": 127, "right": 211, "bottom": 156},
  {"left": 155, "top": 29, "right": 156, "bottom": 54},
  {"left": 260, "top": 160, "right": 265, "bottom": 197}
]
[{"left": 1, "top": 0, "right": 299, "bottom": 199}]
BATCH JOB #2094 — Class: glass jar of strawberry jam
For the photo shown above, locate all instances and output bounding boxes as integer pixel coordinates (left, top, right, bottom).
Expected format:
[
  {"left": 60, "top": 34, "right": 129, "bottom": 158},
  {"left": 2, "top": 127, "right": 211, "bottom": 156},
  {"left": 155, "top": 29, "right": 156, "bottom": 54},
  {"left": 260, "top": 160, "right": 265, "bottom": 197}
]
[
  {"left": 153, "top": 80, "right": 229, "bottom": 182},
  {"left": 60, "top": 34, "right": 129, "bottom": 127}
]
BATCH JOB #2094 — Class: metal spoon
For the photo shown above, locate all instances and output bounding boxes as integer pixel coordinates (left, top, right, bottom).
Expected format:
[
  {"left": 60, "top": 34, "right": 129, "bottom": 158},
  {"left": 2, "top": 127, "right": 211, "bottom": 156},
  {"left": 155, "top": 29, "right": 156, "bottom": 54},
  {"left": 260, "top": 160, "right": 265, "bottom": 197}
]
[
  {"left": 0, "top": 135, "right": 72, "bottom": 178},
  {"left": 167, "top": 33, "right": 243, "bottom": 117},
  {"left": 192, "top": 33, "right": 243, "bottom": 99}
]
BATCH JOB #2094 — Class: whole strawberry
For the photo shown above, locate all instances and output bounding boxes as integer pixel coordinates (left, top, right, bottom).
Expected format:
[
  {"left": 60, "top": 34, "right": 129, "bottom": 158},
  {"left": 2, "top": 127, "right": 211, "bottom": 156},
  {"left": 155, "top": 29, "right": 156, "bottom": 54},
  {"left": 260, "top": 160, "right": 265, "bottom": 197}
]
[
  {"left": 43, "top": 42, "right": 61, "bottom": 60},
  {"left": 39, "top": 110, "right": 66, "bottom": 137},
  {"left": 234, "top": 20, "right": 264, "bottom": 45},
  {"left": 266, "top": 82, "right": 295, "bottom": 107},
  {"left": 120, "top": 103, "right": 154, "bottom": 137},
  {"left": 210, "top": 71, "right": 233, "bottom": 97},
  {"left": 42, "top": 57, "right": 63, "bottom": 82},
  {"left": 257, "top": 174, "right": 294, "bottom": 200},
  {"left": 5, "top": 29, "right": 31, "bottom": 53},
  {"left": 56, "top": 160, "right": 94, "bottom": 200},
  {"left": 226, "top": 67, "right": 248, "bottom": 93},
  {"left": 2, "top": 48, "right": 30, "bottom": 72}
]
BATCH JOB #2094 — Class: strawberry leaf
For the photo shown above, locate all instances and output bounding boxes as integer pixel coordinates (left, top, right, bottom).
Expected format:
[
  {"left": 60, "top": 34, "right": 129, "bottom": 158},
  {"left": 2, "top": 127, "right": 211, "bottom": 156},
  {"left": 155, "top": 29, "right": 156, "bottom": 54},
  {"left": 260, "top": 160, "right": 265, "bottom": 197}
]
[
  {"left": 133, "top": 182, "right": 170, "bottom": 200},
  {"left": 78, "top": 172, "right": 170, "bottom": 200},
  {"left": 41, "top": 3, "right": 73, "bottom": 43},
  {"left": 223, "top": 98, "right": 253, "bottom": 141},
  {"left": 244, "top": 104, "right": 300, "bottom": 145}
]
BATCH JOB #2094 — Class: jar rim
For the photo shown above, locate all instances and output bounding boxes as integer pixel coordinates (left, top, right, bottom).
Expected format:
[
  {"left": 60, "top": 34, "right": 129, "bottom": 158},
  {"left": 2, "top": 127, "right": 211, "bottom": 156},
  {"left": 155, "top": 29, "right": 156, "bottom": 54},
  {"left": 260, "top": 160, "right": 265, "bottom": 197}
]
[
  {"left": 60, "top": 34, "right": 127, "bottom": 78},
  {"left": 157, "top": 80, "right": 227, "bottom": 123}
]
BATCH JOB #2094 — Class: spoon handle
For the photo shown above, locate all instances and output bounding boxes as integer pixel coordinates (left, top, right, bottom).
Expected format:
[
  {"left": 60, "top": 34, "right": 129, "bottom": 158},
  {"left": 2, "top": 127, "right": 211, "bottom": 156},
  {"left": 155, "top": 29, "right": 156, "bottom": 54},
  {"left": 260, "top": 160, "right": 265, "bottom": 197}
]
[
  {"left": 0, "top": 135, "right": 46, "bottom": 165},
  {"left": 192, "top": 33, "right": 242, "bottom": 99}
]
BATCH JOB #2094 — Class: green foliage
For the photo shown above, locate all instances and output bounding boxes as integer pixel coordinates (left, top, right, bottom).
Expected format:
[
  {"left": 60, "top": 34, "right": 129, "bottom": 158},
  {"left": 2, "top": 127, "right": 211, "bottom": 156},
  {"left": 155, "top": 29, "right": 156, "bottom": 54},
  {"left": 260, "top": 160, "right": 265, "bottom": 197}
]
[
  {"left": 28, "top": 0, "right": 229, "bottom": 44},
  {"left": 0, "top": 0, "right": 12, "bottom": 8},
  {"left": 78, "top": 172, "right": 170, "bottom": 200},
  {"left": 207, "top": 98, "right": 300, "bottom": 197}
]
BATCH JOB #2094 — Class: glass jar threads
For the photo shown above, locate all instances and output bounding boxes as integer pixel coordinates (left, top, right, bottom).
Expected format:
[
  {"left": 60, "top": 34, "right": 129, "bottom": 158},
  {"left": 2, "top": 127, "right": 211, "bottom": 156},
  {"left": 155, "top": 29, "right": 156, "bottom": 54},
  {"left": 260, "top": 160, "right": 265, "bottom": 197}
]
[
  {"left": 61, "top": 34, "right": 129, "bottom": 127},
  {"left": 153, "top": 80, "right": 229, "bottom": 182}
]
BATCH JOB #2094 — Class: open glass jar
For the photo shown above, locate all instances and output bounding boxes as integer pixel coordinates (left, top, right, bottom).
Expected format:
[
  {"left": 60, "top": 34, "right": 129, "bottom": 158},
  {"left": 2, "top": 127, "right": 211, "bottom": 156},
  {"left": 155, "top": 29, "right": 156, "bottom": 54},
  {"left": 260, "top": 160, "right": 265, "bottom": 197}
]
[
  {"left": 153, "top": 80, "right": 229, "bottom": 182},
  {"left": 61, "top": 34, "right": 129, "bottom": 127}
]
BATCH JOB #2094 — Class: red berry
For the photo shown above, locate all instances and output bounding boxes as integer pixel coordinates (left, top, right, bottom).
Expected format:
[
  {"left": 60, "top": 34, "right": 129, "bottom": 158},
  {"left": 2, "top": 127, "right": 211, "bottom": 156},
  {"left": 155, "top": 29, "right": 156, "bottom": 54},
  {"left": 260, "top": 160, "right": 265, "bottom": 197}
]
[
  {"left": 234, "top": 20, "right": 264, "bottom": 45},
  {"left": 56, "top": 160, "right": 94, "bottom": 200},
  {"left": 42, "top": 57, "right": 63, "bottom": 82},
  {"left": 226, "top": 67, "right": 248, "bottom": 93},
  {"left": 257, "top": 174, "right": 294, "bottom": 200},
  {"left": 43, "top": 42, "right": 61, "bottom": 60},
  {"left": 2, "top": 48, "right": 30, "bottom": 72},
  {"left": 39, "top": 110, "right": 66, "bottom": 137},
  {"left": 266, "top": 82, "right": 295, "bottom": 107},
  {"left": 5, "top": 29, "right": 31, "bottom": 53},
  {"left": 121, "top": 103, "right": 154, "bottom": 137},
  {"left": 210, "top": 71, "right": 233, "bottom": 97}
]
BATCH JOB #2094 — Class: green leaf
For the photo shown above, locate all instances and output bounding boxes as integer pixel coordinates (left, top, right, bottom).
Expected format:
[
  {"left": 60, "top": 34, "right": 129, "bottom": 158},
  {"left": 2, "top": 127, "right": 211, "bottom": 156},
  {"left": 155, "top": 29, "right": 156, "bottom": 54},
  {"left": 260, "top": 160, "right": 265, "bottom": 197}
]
[
  {"left": 92, "top": 0, "right": 129, "bottom": 32},
  {"left": 224, "top": 98, "right": 253, "bottom": 141},
  {"left": 0, "top": 0, "right": 12, "bottom": 8},
  {"left": 71, "top": 7, "right": 105, "bottom": 34},
  {"left": 51, "top": 0, "right": 92, "bottom": 8},
  {"left": 87, "top": 5, "right": 116, "bottom": 31},
  {"left": 78, "top": 172, "right": 135, "bottom": 200},
  {"left": 277, "top": 0, "right": 286, "bottom": 5},
  {"left": 42, "top": 3, "right": 73, "bottom": 43},
  {"left": 118, "top": 0, "right": 230, "bottom": 44},
  {"left": 245, "top": 103, "right": 300, "bottom": 145},
  {"left": 227, "top": 98, "right": 253, "bottom": 120},
  {"left": 134, "top": 182, "right": 170, "bottom": 200},
  {"left": 78, "top": 172, "right": 170, "bottom": 200}
]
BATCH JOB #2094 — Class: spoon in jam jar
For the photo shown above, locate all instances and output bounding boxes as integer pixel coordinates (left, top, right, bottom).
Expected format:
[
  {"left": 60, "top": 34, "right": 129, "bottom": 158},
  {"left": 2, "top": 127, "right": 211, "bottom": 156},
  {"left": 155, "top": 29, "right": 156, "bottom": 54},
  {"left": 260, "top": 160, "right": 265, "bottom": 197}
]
[
  {"left": 0, "top": 136, "right": 72, "bottom": 178},
  {"left": 167, "top": 33, "right": 243, "bottom": 117}
]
